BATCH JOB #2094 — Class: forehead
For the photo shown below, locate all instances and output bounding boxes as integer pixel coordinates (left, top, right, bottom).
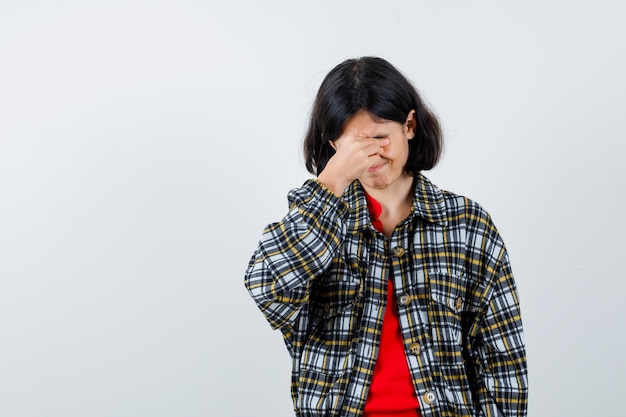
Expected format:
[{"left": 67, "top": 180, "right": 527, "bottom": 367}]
[{"left": 342, "top": 110, "right": 395, "bottom": 136}]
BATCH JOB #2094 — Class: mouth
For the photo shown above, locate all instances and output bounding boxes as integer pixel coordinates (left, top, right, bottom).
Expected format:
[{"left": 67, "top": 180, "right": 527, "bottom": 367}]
[{"left": 367, "top": 163, "right": 386, "bottom": 173}]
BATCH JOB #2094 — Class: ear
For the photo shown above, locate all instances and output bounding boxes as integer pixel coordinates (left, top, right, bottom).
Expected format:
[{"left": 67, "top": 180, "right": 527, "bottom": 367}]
[
  {"left": 405, "top": 110, "right": 416, "bottom": 140},
  {"left": 329, "top": 140, "right": 338, "bottom": 151}
]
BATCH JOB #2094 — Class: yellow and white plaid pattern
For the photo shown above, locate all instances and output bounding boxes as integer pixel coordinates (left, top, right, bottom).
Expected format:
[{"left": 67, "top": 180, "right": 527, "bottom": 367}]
[{"left": 245, "top": 174, "right": 527, "bottom": 417}]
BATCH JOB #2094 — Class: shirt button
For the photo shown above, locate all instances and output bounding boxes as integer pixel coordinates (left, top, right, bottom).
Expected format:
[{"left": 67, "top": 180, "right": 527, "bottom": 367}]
[
  {"left": 323, "top": 302, "right": 331, "bottom": 314},
  {"left": 409, "top": 342, "right": 421, "bottom": 356},
  {"left": 423, "top": 391, "right": 437, "bottom": 404},
  {"left": 454, "top": 296, "right": 463, "bottom": 310},
  {"left": 391, "top": 246, "right": 405, "bottom": 257},
  {"left": 398, "top": 293, "right": 411, "bottom": 306}
]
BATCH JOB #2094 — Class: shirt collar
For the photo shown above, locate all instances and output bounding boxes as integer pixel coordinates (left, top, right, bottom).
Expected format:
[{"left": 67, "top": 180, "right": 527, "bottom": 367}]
[
  {"left": 411, "top": 173, "right": 448, "bottom": 226},
  {"left": 342, "top": 173, "right": 448, "bottom": 234}
]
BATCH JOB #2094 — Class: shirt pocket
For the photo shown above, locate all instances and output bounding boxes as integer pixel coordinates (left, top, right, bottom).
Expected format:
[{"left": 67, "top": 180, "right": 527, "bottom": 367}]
[
  {"left": 427, "top": 271, "right": 464, "bottom": 351},
  {"left": 427, "top": 272, "right": 476, "bottom": 413}
]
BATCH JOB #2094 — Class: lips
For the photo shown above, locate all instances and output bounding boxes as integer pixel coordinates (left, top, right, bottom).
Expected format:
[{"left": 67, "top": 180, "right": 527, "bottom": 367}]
[{"left": 367, "top": 163, "right": 386, "bottom": 173}]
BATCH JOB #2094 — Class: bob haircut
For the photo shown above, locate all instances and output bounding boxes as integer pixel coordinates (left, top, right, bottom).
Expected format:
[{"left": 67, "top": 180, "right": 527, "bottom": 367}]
[{"left": 304, "top": 57, "right": 443, "bottom": 177}]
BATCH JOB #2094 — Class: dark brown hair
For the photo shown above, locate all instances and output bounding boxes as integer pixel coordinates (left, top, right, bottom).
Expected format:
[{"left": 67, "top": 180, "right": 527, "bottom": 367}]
[{"left": 304, "top": 57, "right": 443, "bottom": 176}]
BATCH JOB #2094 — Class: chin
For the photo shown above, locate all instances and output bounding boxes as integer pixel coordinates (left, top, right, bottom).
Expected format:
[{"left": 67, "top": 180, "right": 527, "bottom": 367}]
[{"left": 365, "top": 178, "right": 389, "bottom": 189}]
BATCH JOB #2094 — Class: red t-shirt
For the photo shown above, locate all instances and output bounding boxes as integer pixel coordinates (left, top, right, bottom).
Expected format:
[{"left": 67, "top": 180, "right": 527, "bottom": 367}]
[{"left": 363, "top": 193, "right": 421, "bottom": 417}]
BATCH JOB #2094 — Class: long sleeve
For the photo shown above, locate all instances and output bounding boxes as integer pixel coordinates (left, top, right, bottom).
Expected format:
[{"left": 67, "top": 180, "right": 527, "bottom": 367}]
[
  {"left": 472, "top": 254, "right": 528, "bottom": 417},
  {"left": 244, "top": 180, "right": 350, "bottom": 330}
]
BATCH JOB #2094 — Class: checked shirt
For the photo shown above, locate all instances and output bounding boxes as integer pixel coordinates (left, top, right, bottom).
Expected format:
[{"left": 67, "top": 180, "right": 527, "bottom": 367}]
[{"left": 244, "top": 174, "right": 528, "bottom": 417}]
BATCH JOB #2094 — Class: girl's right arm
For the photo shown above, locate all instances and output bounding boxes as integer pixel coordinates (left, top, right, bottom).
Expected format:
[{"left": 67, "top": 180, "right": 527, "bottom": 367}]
[{"left": 244, "top": 179, "right": 350, "bottom": 330}]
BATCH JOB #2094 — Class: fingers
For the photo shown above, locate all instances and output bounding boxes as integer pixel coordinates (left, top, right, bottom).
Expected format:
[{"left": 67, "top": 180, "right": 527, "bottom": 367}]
[
  {"left": 333, "top": 136, "right": 388, "bottom": 167},
  {"left": 361, "top": 138, "right": 389, "bottom": 158},
  {"left": 318, "top": 135, "right": 389, "bottom": 193},
  {"left": 335, "top": 135, "right": 388, "bottom": 153},
  {"left": 372, "top": 138, "right": 389, "bottom": 154}
]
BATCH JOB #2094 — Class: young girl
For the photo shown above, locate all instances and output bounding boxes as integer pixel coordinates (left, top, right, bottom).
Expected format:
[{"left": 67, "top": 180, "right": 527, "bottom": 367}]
[{"left": 244, "top": 57, "right": 527, "bottom": 417}]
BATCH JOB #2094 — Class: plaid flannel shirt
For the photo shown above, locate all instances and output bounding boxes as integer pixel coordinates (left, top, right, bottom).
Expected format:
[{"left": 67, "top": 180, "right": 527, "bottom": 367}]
[{"left": 245, "top": 174, "right": 527, "bottom": 417}]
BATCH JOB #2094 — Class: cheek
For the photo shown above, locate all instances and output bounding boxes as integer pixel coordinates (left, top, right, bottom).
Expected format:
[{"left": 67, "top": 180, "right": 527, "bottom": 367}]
[{"left": 387, "top": 142, "right": 410, "bottom": 162}]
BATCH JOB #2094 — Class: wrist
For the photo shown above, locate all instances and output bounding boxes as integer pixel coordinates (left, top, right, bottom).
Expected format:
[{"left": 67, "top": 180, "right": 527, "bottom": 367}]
[{"left": 317, "top": 170, "right": 350, "bottom": 197}]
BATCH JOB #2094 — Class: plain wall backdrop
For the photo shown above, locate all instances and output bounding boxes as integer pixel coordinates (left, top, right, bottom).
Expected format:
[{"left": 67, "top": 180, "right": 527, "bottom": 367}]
[{"left": 1, "top": 1, "right": 624, "bottom": 416}]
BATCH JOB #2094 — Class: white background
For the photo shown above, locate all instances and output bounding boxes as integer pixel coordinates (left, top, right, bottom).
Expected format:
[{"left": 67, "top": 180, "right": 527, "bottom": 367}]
[{"left": 1, "top": 1, "right": 624, "bottom": 416}]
